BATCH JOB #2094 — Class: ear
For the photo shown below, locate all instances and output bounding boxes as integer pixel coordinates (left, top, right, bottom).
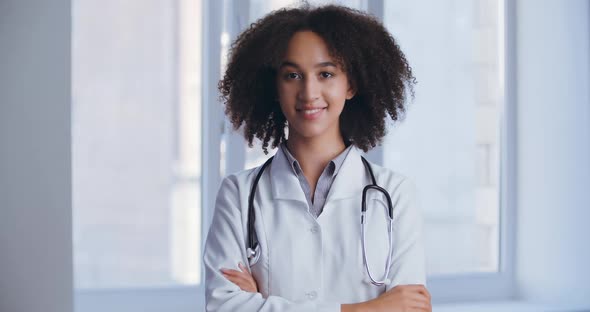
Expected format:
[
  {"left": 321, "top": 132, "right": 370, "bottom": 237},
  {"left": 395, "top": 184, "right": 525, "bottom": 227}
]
[
  {"left": 346, "top": 84, "right": 356, "bottom": 100},
  {"left": 346, "top": 79, "right": 356, "bottom": 100}
]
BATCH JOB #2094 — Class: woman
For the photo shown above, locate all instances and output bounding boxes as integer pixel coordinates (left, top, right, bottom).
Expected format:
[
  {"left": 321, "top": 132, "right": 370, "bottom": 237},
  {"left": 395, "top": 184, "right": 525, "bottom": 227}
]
[{"left": 204, "top": 4, "right": 431, "bottom": 312}]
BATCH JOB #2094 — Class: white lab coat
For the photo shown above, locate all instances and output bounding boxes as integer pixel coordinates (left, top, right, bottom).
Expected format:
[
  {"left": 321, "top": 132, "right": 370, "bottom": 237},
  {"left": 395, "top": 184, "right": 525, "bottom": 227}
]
[{"left": 204, "top": 146, "right": 426, "bottom": 312}]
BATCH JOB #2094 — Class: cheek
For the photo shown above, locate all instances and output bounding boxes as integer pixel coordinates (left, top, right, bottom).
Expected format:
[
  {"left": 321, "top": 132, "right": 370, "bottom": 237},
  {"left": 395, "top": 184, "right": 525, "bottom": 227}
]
[
  {"left": 278, "top": 100, "right": 289, "bottom": 117},
  {"left": 277, "top": 83, "right": 294, "bottom": 101},
  {"left": 276, "top": 86, "right": 293, "bottom": 116},
  {"left": 325, "top": 79, "right": 350, "bottom": 102}
]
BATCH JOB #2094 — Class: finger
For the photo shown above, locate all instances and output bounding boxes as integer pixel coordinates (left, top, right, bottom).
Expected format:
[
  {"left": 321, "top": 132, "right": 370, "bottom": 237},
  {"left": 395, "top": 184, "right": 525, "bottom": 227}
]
[
  {"left": 222, "top": 267, "right": 252, "bottom": 278},
  {"left": 409, "top": 298, "right": 431, "bottom": 312},
  {"left": 238, "top": 262, "right": 250, "bottom": 273},
  {"left": 387, "top": 289, "right": 429, "bottom": 310},
  {"left": 221, "top": 270, "right": 247, "bottom": 282},
  {"left": 223, "top": 273, "right": 253, "bottom": 290},
  {"left": 222, "top": 273, "right": 237, "bottom": 283},
  {"left": 227, "top": 266, "right": 256, "bottom": 285},
  {"left": 399, "top": 290, "right": 429, "bottom": 304},
  {"left": 225, "top": 276, "right": 255, "bottom": 292},
  {"left": 226, "top": 271, "right": 257, "bottom": 289},
  {"left": 221, "top": 268, "right": 244, "bottom": 276},
  {"left": 398, "top": 284, "right": 425, "bottom": 290},
  {"left": 219, "top": 268, "right": 239, "bottom": 275},
  {"left": 221, "top": 269, "right": 253, "bottom": 283},
  {"left": 223, "top": 274, "right": 243, "bottom": 286},
  {"left": 399, "top": 284, "right": 431, "bottom": 300},
  {"left": 416, "top": 285, "right": 431, "bottom": 301},
  {"left": 223, "top": 271, "right": 251, "bottom": 284},
  {"left": 222, "top": 270, "right": 255, "bottom": 286}
]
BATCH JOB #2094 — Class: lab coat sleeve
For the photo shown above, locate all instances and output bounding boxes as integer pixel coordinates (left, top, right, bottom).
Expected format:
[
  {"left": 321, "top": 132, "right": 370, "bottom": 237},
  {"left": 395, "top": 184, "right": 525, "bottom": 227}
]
[
  {"left": 386, "top": 177, "right": 427, "bottom": 290},
  {"left": 203, "top": 176, "right": 341, "bottom": 312}
]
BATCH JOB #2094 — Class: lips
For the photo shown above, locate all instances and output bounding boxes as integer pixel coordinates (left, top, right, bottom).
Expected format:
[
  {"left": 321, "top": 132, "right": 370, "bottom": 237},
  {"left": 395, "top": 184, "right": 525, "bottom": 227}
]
[
  {"left": 301, "top": 108, "right": 324, "bottom": 115},
  {"left": 296, "top": 107, "right": 327, "bottom": 113},
  {"left": 296, "top": 107, "right": 326, "bottom": 120}
]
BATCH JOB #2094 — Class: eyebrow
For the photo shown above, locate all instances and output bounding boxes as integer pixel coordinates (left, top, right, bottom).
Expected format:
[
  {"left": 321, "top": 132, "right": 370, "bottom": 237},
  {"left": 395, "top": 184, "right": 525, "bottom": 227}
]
[{"left": 279, "top": 61, "right": 338, "bottom": 69}]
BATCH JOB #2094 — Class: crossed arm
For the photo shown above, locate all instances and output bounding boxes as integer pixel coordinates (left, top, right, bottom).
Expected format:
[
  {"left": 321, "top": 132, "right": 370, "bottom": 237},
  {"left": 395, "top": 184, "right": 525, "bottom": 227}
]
[
  {"left": 208, "top": 176, "right": 431, "bottom": 312},
  {"left": 221, "top": 263, "right": 432, "bottom": 312}
]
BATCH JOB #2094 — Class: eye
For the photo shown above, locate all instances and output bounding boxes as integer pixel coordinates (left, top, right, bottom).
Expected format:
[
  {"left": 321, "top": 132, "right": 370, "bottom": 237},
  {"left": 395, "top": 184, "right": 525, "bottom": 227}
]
[
  {"left": 285, "top": 72, "right": 302, "bottom": 80},
  {"left": 320, "top": 72, "right": 334, "bottom": 79}
]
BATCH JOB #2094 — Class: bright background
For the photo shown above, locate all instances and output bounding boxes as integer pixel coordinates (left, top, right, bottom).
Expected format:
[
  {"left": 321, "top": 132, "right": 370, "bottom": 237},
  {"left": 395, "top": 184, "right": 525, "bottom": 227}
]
[{"left": 0, "top": 0, "right": 589, "bottom": 311}]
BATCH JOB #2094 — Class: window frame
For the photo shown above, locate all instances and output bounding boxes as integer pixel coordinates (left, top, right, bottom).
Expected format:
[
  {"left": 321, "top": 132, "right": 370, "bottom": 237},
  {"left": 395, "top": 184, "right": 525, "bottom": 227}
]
[
  {"left": 75, "top": 0, "right": 517, "bottom": 310},
  {"left": 427, "top": 0, "right": 517, "bottom": 302},
  {"left": 367, "top": 0, "right": 518, "bottom": 303},
  {"left": 74, "top": 0, "right": 222, "bottom": 310}
]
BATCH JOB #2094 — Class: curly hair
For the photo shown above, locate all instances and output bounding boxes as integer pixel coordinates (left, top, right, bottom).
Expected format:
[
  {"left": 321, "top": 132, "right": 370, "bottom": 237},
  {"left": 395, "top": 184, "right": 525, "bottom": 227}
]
[{"left": 219, "top": 3, "right": 415, "bottom": 154}]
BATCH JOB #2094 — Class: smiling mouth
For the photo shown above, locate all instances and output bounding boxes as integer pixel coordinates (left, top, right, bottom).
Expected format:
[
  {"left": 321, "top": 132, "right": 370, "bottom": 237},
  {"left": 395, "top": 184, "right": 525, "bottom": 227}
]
[{"left": 297, "top": 107, "right": 327, "bottom": 115}]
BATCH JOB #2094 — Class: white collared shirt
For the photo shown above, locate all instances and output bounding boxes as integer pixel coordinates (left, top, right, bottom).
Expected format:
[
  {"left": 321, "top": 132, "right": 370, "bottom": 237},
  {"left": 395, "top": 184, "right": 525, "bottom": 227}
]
[{"left": 280, "top": 142, "right": 353, "bottom": 218}]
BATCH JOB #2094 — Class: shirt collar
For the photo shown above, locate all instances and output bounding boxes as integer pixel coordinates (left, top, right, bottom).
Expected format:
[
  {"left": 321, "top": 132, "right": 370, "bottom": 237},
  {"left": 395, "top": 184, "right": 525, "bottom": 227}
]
[
  {"left": 279, "top": 142, "right": 353, "bottom": 177},
  {"left": 269, "top": 143, "right": 365, "bottom": 201}
]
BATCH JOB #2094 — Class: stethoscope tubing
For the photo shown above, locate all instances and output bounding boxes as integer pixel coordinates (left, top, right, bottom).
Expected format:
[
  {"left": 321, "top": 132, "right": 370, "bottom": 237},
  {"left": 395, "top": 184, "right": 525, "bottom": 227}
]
[{"left": 246, "top": 155, "right": 394, "bottom": 287}]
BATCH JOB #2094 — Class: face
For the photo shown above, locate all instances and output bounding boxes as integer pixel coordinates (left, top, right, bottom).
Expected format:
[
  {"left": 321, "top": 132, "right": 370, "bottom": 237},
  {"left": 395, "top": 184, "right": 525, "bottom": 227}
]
[{"left": 276, "top": 31, "right": 355, "bottom": 143}]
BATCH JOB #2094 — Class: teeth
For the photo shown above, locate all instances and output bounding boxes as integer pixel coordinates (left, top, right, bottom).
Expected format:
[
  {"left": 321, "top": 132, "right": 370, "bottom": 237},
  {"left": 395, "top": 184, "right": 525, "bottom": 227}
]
[{"left": 303, "top": 108, "right": 323, "bottom": 115}]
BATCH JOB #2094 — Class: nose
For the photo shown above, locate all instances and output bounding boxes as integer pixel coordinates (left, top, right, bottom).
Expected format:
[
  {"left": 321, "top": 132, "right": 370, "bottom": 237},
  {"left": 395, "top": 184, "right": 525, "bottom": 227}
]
[{"left": 298, "top": 76, "right": 320, "bottom": 103}]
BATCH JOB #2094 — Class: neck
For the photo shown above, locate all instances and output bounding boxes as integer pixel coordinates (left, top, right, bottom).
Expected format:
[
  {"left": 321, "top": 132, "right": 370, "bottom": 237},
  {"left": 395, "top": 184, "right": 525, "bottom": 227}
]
[{"left": 285, "top": 131, "right": 347, "bottom": 177}]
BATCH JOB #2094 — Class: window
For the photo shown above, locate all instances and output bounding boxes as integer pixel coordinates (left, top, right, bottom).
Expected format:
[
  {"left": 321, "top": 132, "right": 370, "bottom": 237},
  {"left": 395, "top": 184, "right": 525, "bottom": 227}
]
[
  {"left": 72, "top": 0, "right": 205, "bottom": 309},
  {"left": 377, "top": 0, "right": 515, "bottom": 302},
  {"left": 382, "top": 0, "right": 503, "bottom": 277}
]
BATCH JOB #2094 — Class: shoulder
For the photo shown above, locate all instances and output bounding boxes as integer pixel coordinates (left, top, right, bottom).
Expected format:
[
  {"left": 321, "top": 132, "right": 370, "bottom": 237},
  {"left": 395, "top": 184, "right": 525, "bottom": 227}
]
[
  {"left": 361, "top": 160, "right": 421, "bottom": 225},
  {"left": 362, "top": 158, "right": 417, "bottom": 197},
  {"left": 213, "top": 165, "right": 264, "bottom": 215},
  {"left": 218, "top": 160, "right": 272, "bottom": 193}
]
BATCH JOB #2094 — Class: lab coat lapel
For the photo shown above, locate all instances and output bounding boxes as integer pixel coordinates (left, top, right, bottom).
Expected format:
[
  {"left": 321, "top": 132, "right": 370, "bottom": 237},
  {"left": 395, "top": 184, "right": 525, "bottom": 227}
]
[
  {"left": 269, "top": 145, "right": 366, "bottom": 202},
  {"left": 269, "top": 146, "right": 308, "bottom": 203},
  {"left": 326, "top": 147, "right": 366, "bottom": 201}
]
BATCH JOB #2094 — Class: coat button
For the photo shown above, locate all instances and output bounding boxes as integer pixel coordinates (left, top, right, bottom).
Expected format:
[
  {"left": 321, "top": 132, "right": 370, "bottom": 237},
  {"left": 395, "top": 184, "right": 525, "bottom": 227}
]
[
  {"left": 305, "top": 291, "right": 317, "bottom": 300},
  {"left": 310, "top": 226, "right": 319, "bottom": 233}
]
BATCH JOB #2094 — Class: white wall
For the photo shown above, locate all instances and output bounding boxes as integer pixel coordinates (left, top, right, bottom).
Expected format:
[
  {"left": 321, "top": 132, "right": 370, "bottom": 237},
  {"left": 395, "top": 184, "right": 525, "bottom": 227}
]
[
  {"left": 516, "top": 0, "right": 590, "bottom": 307},
  {"left": 0, "top": 1, "right": 73, "bottom": 312}
]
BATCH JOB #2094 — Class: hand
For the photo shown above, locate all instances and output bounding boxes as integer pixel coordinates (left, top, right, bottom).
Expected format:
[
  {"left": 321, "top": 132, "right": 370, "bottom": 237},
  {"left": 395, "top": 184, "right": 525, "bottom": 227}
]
[
  {"left": 342, "top": 284, "right": 431, "bottom": 312},
  {"left": 220, "top": 262, "right": 259, "bottom": 293},
  {"left": 370, "top": 285, "right": 431, "bottom": 312}
]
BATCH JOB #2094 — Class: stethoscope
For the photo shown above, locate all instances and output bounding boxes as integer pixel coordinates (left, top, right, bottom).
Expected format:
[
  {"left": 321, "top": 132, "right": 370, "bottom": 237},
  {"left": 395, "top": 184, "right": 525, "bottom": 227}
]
[{"left": 246, "top": 155, "right": 395, "bottom": 286}]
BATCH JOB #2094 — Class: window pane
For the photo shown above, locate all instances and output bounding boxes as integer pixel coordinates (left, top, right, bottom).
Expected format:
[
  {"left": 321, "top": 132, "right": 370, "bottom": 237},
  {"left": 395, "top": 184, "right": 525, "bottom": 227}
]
[
  {"left": 382, "top": 0, "right": 503, "bottom": 276},
  {"left": 72, "top": 0, "right": 203, "bottom": 288}
]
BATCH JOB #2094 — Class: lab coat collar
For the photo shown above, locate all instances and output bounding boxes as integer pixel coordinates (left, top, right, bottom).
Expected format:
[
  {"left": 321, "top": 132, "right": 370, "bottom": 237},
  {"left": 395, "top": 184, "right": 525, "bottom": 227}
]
[{"left": 269, "top": 145, "right": 365, "bottom": 202}]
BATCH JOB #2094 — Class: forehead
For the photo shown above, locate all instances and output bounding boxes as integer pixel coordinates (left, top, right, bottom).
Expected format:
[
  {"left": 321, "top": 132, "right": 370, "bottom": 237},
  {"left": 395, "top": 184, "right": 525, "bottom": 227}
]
[{"left": 281, "top": 31, "right": 336, "bottom": 67}]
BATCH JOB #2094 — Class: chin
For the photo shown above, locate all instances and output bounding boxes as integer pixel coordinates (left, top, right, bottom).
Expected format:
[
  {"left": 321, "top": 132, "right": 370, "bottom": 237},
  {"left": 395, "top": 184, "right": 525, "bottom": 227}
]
[{"left": 290, "top": 126, "right": 332, "bottom": 140}]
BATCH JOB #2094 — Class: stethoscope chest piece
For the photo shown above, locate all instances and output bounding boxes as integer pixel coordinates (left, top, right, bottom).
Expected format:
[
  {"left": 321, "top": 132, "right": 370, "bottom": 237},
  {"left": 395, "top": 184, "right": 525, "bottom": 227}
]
[{"left": 246, "top": 243, "right": 261, "bottom": 266}]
